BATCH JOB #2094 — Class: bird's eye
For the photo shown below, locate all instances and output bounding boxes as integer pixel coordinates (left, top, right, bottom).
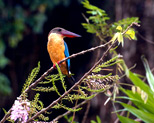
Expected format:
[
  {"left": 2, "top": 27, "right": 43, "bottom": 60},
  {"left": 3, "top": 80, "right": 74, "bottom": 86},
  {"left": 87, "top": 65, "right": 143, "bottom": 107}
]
[{"left": 58, "top": 29, "right": 62, "bottom": 32}]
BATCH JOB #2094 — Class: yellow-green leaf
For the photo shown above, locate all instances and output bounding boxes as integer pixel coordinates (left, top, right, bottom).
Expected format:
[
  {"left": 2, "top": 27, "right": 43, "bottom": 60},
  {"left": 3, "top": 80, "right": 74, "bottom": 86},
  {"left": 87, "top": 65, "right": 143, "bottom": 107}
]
[
  {"left": 116, "top": 25, "right": 122, "bottom": 31},
  {"left": 111, "top": 32, "right": 118, "bottom": 43},
  {"left": 117, "top": 32, "right": 124, "bottom": 47},
  {"left": 125, "top": 29, "right": 136, "bottom": 40}
]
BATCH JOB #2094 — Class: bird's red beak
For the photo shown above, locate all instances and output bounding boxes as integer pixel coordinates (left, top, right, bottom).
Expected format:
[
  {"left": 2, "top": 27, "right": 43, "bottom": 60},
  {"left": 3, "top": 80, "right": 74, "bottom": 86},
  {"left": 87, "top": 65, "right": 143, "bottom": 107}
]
[{"left": 61, "top": 30, "right": 81, "bottom": 38}]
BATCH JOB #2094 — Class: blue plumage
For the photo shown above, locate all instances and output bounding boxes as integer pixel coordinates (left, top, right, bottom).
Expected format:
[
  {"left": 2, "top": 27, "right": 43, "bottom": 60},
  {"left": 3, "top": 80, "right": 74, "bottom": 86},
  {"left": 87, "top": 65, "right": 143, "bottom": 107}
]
[{"left": 64, "top": 41, "right": 70, "bottom": 72}]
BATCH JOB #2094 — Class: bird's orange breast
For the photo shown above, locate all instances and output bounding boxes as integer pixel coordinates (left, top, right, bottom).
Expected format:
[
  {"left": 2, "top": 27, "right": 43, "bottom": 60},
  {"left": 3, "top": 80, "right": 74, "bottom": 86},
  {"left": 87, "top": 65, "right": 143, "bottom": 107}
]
[{"left": 47, "top": 33, "right": 69, "bottom": 75}]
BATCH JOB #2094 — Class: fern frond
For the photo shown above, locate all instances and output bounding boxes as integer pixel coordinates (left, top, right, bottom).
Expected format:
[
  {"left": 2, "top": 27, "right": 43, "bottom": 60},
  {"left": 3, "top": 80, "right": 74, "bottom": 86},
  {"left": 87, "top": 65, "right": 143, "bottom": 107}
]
[
  {"left": 33, "top": 93, "right": 40, "bottom": 103},
  {"left": 39, "top": 74, "right": 63, "bottom": 85},
  {"left": 56, "top": 63, "right": 67, "bottom": 92},
  {"left": 22, "top": 62, "right": 40, "bottom": 92},
  {"left": 52, "top": 103, "right": 82, "bottom": 112},
  {"left": 32, "top": 86, "right": 55, "bottom": 92},
  {"left": 84, "top": 74, "right": 119, "bottom": 90},
  {"left": 29, "top": 93, "right": 50, "bottom": 121},
  {"left": 51, "top": 74, "right": 61, "bottom": 96},
  {"left": 82, "top": 86, "right": 111, "bottom": 93},
  {"left": 93, "top": 55, "right": 122, "bottom": 73},
  {"left": 38, "top": 114, "right": 49, "bottom": 121},
  {"left": 63, "top": 93, "right": 95, "bottom": 101}
]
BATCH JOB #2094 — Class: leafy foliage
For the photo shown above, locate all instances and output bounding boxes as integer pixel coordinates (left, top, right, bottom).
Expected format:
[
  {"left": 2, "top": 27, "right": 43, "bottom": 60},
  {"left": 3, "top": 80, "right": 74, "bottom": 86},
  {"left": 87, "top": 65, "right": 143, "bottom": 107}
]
[
  {"left": 81, "top": 55, "right": 121, "bottom": 93},
  {"left": 52, "top": 103, "right": 82, "bottom": 112},
  {"left": 64, "top": 115, "right": 78, "bottom": 123},
  {"left": 111, "top": 25, "right": 137, "bottom": 46},
  {"left": 115, "top": 58, "right": 154, "bottom": 122},
  {"left": 30, "top": 93, "right": 50, "bottom": 121},
  {"left": 93, "top": 55, "right": 122, "bottom": 73},
  {"left": 82, "top": 0, "right": 139, "bottom": 43},
  {"left": 91, "top": 115, "right": 101, "bottom": 123},
  {"left": 22, "top": 62, "right": 40, "bottom": 93},
  {"left": 82, "top": 0, "right": 110, "bottom": 41},
  {"left": 141, "top": 55, "right": 154, "bottom": 92},
  {"left": 112, "top": 17, "right": 140, "bottom": 31}
]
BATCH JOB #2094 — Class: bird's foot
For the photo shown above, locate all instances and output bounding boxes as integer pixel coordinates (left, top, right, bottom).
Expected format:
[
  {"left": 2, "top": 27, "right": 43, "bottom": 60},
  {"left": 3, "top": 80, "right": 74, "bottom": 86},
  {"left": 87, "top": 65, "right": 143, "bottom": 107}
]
[
  {"left": 53, "top": 61, "right": 60, "bottom": 69},
  {"left": 53, "top": 64, "right": 56, "bottom": 69}
]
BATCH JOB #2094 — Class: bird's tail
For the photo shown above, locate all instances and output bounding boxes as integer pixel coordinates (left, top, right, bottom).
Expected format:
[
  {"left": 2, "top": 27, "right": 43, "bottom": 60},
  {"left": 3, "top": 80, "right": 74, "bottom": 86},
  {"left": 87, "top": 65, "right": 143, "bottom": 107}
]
[{"left": 67, "top": 71, "right": 76, "bottom": 85}]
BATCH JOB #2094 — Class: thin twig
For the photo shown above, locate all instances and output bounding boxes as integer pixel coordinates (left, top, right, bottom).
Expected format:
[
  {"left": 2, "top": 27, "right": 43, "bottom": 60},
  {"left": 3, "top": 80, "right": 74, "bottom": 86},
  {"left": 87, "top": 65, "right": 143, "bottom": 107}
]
[
  {"left": 81, "top": 100, "right": 91, "bottom": 123},
  {"left": 122, "top": 22, "right": 140, "bottom": 35},
  {"left": 137, "top": 32, "right": 154, "bottom": 45},
  {"left": 71, "top": 88, "right": 80, "bottom": 123}
]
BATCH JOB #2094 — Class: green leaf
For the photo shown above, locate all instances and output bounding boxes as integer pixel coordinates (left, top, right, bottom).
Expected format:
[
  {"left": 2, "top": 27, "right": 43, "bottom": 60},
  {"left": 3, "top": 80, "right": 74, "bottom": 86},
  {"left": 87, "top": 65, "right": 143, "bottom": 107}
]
[
  {"left": 82, "top": 23, "right": 96, "bottom": 33},
  {"left": 117, "top": 32, "right": 124, "bottom": 46},
  {"left": 111, "top": 32, "right": 118, "bottom": 43},
  {"left": 141, "top": 56, "right": 154, "bottom": 92},
  {"left": 126, "top": 70, "right": 154, "bottom": 99},
  {"left": 90, "top": 120, "right": 97, "bottom": 123},
  {"left": 111, "top": 32, "right": 124, "bottom": 46},
  {"left": 120, "top": 102, "right": 154, "bottom": 123},
  {"left": 22, "top": 62, "right": 40, "bottom": 92},
  {"left": 125, "top": 29, "right": 136, "bottom": 40},
  {"left": 96, "top": 115, "right": 101, "bottom": 123},
  {"left": 2, "top": 108, "right": 7, "bottom": 114},
  {"left": 116, "top": 26, "right": 122, "bottom": 31},
  {"left": 119, "top": 88, "right": 154, "bottom": 114},
  {"left": 117, "top": 114, "right": 139, "bottom": 123}
]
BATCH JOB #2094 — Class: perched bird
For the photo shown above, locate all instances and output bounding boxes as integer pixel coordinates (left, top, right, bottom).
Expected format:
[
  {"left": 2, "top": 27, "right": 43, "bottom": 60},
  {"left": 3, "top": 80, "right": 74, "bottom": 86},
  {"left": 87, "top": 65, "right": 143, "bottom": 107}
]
[{"left": 47, "top": 27, "right": 81, "bottom": 79}]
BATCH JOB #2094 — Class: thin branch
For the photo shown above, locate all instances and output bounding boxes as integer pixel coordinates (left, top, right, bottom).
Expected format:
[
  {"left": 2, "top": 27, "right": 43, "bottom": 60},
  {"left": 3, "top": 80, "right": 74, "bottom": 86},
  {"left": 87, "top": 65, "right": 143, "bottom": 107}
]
[
  {"left": 71, "top": 88, "right": 80, "bottom": 123},
  {"left": 81, "top": 100, "right": 91, "bottom": 123},
  {"left": 137, "top": 32, "right": 154, "bottom": 45},
  {"left": 122, "top": 22, "right": 140, "bottom": 35}
]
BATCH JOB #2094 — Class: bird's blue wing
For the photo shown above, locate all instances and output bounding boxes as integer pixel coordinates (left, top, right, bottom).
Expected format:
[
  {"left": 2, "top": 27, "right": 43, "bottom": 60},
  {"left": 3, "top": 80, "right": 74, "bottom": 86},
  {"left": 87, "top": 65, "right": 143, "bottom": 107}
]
[{"left": 64, "top": 41, "right": 70, "bottom": 71}]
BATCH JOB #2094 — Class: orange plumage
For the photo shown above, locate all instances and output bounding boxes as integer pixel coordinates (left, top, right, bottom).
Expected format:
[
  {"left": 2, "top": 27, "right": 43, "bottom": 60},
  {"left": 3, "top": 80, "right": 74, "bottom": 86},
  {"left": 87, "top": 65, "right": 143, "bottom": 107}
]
[{"left": 47, "top": 33, "right": 69, "bottom": 75}]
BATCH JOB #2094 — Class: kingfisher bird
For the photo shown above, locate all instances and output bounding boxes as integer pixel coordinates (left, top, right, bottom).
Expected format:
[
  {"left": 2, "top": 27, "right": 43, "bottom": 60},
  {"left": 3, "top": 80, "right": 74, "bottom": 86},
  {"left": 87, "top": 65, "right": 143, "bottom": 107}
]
[{"left": 47, "top": 27, "right": 81, "bottom": 78}]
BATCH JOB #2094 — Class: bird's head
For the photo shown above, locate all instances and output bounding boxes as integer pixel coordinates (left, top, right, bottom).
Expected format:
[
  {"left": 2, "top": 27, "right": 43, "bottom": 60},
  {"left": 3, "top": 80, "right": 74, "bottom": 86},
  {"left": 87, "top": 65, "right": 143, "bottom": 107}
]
[{"left": 48, "top": 27, "right": 81, "bottom": 39}]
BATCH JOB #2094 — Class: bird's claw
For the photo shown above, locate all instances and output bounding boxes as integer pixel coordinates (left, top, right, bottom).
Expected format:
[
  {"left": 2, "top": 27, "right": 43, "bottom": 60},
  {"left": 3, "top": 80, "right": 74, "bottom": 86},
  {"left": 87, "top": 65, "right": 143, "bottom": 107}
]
[{"left": 53, "top": 61, "right": 60, "bottom": 69}]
